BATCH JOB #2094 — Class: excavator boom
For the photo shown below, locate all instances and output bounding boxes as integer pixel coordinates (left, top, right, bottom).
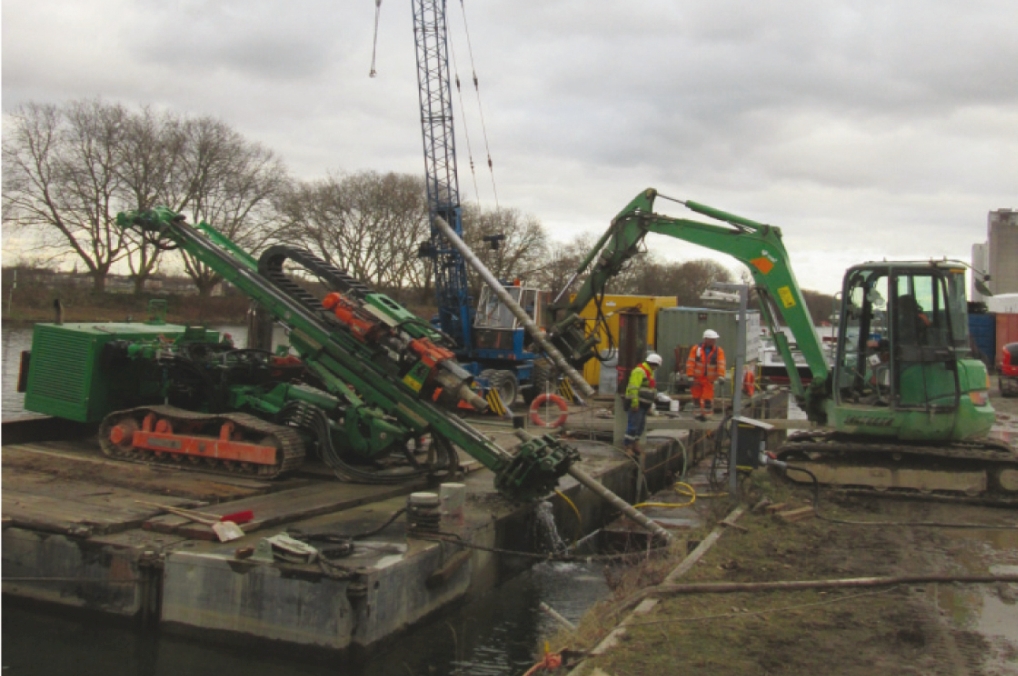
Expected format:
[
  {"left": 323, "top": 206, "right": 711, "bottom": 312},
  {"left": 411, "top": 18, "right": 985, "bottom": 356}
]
[
  {"left": 550, "top": 188, "right": 831, "bottom": 420},
  {"left": 550, "top": 188, "right": 1014, "bottom": 503}
]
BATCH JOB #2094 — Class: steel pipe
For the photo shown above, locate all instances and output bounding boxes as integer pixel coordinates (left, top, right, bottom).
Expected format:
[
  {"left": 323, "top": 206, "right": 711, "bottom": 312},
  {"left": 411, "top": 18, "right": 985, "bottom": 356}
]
[
  {"left": 433, "top": 216, "right": 596, "bottom": 399},
  {"left": 512, "top": 429, "right": 673, "bottom": 543}
]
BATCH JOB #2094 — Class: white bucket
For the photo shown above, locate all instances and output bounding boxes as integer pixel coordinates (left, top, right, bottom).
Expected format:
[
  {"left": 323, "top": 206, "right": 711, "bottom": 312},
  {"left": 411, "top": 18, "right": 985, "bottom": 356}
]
[{"left": 669, "top": 399, "right": 679, "bottom": 413}]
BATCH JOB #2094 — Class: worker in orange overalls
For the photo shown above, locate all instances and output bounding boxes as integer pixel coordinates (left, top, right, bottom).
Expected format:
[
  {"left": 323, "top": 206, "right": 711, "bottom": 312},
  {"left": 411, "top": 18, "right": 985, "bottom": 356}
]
[{"left": 686, "top": 329, "right": 726, "bottom": 420}]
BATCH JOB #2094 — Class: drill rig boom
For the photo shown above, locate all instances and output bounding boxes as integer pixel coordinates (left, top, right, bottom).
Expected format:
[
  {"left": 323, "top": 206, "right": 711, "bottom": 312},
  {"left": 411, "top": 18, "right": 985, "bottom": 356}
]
[{"left": 110, "top": 207, "right": 581, "bottom": 502}]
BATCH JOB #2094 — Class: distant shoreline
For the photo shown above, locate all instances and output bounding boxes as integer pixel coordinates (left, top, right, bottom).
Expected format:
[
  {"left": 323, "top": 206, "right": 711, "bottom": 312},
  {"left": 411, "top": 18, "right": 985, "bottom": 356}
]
[{"left": 1, "top": 293, "right": 250, "bottom": 328}]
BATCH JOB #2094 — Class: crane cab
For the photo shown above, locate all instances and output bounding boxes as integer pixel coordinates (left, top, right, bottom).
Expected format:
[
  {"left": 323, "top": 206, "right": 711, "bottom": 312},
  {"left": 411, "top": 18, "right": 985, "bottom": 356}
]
[{"left": 829, "top": 261, "right": 995, "bottom": 442}]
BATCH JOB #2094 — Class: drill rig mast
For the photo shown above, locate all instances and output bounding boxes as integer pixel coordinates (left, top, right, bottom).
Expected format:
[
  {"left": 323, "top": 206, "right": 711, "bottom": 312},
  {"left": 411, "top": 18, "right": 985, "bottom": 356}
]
[{"left": 93, "top": 208, "right": 583, "bottom": 502}]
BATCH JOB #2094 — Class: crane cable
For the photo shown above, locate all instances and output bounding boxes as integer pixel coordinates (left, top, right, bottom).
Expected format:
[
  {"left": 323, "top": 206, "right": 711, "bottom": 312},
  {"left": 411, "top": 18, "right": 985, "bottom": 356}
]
[
  {"left": 456, "top": 0, "right": 499, "bottom": 211},
  {"left": 448, "top": 35, "right": 483, "bottom": 209},
  {"left": 369, "top": 0, "right": 382, "bottom": 78}
]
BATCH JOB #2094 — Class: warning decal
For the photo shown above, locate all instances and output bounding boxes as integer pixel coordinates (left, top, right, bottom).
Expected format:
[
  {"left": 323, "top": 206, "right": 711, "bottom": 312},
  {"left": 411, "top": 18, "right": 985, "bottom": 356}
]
[
  {"left": 750, "top": 257, "right": 775, "bottom": 275},
  {"left": 778, "top": 286, "right": 796, "bottom": 308}
]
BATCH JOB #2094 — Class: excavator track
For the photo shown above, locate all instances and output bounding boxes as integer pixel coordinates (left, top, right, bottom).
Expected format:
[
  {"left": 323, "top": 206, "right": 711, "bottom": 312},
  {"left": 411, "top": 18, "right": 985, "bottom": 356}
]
[
  {"left": 774, "top": 431, "right": 1018, "bottom": 506},
  {"left": 99, "top": 405, "right": 306, "bottom": 479}
]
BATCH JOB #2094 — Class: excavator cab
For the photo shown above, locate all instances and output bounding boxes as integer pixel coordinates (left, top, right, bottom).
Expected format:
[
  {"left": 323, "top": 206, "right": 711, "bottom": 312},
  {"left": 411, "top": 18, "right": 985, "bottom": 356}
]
[{"left": 831, "top": 261, "right": 994, "bottom": 441}]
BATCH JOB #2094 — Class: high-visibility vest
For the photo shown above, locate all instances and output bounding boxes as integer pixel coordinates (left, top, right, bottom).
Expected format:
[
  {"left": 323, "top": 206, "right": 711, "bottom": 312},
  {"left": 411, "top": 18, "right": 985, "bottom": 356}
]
[
  {"left": 626, "top": 363, "right": 656, "bottom": 406},
  {"left": 686, "top": 343, "right": 726, "bottom": 382}
]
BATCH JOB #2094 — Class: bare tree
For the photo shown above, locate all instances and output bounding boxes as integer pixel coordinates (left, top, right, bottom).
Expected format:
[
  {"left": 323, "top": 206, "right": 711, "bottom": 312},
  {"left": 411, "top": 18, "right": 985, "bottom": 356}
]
[
  {"left": 3, "top": 101, "right": 287, "bottom": 296},
  {"left": 168, "top": 117, "right": 289, "bottom": 296},
  {"left": 638, "top": 258, "right": 735, "bottom": 304},
  {"left": 460, "top": 204, "right": 548, "bottom": 297},
  {"left": 117, "top": 108, "right": 185, "bottom": 293},
  {"left": 532, "top": 233, "right": 597, "bottom": 301},
  {"left": 3, "top": 100, "right": 131, "bottom": 293},
  {"left": 278, "top": 171, "right": 429, "bottom": 297}
]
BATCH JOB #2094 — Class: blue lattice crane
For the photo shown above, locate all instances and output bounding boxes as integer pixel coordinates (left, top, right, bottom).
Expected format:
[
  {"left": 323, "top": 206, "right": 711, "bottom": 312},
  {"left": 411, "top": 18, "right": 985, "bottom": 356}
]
[
  {"left": 412, "top": 0, "right": 472, "bottom": 350},
  {"left": 410, "top": 0, "right": 553, "bottom": 408}
]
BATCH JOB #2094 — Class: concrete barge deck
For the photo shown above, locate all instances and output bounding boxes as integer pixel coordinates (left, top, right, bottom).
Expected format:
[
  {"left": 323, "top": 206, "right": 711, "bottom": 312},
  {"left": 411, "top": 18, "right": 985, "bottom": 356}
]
[{"left": 1, "top": 415, "right": 689, "bottom": 655}]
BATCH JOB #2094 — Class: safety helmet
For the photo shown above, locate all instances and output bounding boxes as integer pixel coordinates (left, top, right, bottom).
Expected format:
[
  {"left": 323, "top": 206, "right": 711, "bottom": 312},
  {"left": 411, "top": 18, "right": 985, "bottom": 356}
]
[
  {"left": 703, "top": 329, "right": 720, "bottom": 340},
  {"left": 645, "top": 353, "right": 663, "bottom": 366}
]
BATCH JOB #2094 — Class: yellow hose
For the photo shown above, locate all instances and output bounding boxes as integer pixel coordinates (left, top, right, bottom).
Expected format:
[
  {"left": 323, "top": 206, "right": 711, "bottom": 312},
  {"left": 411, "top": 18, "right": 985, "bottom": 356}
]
[
  {"left": 554, "top": 489, "right": 584, "bottom": 545},
  {"left": 634, "top": 481, "right": 697, "bottom": 509}
]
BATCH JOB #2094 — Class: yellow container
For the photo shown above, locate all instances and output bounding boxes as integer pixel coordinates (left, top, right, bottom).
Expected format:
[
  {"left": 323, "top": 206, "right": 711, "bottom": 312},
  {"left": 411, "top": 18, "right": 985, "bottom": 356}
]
[{"left": 573, "top": 294, "right": 678, "bottom": 387}]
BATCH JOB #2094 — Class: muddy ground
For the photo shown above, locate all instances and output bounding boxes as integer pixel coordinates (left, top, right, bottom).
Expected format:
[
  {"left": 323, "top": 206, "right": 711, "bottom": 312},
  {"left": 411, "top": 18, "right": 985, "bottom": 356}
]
[{"left": 554, "top": 385, "right": 1018, "bottom": 676}]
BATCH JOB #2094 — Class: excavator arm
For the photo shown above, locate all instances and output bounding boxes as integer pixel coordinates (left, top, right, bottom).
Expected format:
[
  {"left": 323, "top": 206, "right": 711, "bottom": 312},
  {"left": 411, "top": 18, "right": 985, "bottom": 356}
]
[{"left": 548, "top": 188, "right": 830, "bottom": 422}]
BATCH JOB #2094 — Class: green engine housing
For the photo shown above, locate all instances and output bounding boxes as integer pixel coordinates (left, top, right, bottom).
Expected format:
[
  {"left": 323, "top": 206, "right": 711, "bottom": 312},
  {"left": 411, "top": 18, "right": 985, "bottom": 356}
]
[{"left": 23, "top": 322, "right": 218, "bottom": 423}]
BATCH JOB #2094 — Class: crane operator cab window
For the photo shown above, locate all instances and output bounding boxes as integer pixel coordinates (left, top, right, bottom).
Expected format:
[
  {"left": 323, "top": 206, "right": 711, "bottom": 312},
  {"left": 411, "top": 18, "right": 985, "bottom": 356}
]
[
  {"left": 473, "top": 284, "right": 545, "bottom": 353},
  {"left": 835, "top": 265, "right": 965, "bottom": 411}
]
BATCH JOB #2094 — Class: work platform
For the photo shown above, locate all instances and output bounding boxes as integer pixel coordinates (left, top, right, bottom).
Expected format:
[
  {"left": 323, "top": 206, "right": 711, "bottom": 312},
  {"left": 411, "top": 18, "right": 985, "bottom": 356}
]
[{"left": 1, "top": 415, "right": 689, "bottom": 654}]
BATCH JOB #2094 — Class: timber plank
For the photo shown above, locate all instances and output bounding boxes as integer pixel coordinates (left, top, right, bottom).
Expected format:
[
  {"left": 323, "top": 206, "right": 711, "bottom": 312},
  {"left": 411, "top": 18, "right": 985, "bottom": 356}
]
[
  {"left": 2, "top": 491, "right": 154, "bottom": 535},
  {"left": 145, "top": 479, "right": 428, "bottom": 540},
  {"left": 2, "top": 442, "right": 279, "bottom": 501},
  {"left": 2, "top": 469, "right": 193, "bottom": 510}
]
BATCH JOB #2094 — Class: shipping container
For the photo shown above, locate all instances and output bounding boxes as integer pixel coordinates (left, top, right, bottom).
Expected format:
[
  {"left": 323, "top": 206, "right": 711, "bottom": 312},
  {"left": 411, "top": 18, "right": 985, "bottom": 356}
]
[
  {"left": 987, "top": 293, "right": 1018, "bottom": 314},
  {"left": 996, "top": 313, "right": 1018, "bottom": 370},
  {"left": 968, "top": 312, "right": 996, "bottom": 371},
  {"left": 574, "top": 294, "right": 678, "bottom": 386},
  {"left": 655, "top": 307, "right": 761, "bottom": 391}
]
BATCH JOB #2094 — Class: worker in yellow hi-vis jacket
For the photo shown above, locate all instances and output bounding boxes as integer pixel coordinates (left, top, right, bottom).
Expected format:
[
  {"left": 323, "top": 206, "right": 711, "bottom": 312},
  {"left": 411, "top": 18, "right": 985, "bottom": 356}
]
[{"left": 624, "top": 353, "right": 662, "bottom": 455}]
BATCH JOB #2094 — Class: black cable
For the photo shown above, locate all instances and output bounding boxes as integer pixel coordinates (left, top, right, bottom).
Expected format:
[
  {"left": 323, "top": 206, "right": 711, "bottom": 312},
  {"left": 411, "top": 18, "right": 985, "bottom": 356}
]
[
  {"left": 288, "top": 507, "right": 409, "bottom": 548},
  {"left": 592, "top": 286, "right": 616, "bottom": 362},
  {"left": 708, "top": 415, "right": 734, "bottom": 495},
  {"left": 420, "top": 530, "right": 668, "bottom": 562},
  {"left": 783, "top": 464, "right": 1017, "bottom": 530}
]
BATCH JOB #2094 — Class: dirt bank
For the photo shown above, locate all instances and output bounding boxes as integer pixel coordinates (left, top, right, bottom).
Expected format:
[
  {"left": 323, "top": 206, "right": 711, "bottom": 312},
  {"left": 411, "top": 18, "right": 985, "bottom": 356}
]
[{"left": 553, "top": 387, "right": 1018, "bottom": 676}]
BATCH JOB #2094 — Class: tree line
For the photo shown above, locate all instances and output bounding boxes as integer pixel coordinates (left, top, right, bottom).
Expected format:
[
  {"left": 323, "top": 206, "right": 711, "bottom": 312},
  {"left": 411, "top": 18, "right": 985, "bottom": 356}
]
[{"left": 3, "top": 99, "right": 834, "bottom": 319}]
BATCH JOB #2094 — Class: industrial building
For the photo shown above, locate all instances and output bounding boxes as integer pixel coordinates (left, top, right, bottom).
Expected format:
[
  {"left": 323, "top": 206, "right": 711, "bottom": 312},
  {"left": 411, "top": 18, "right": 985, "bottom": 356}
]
[{"left": 972, "top": 208, "right": 1018, "bottom": 300}]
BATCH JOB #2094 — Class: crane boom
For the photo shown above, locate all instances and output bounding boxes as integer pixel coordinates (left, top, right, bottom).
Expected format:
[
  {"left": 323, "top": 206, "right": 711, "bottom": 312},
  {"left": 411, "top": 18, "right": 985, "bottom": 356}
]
[{"left": 413, "top": 0, "right": 472, "bottom": 349}]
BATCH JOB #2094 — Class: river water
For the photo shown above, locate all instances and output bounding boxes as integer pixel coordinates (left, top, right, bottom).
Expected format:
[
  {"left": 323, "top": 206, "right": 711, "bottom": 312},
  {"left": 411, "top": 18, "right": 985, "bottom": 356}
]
[
  {"left": 1, "top": 324, "right": 610, "bottom": 674},
  {"left": 3, "top": 560, "right": 608, "bottom": 676}
]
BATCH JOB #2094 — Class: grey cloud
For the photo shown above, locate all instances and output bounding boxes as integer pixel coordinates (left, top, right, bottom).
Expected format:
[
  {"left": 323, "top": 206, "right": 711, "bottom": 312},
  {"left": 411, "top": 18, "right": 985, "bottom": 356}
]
[
  {"left": 2, "top": 0, "right": 1015, "bottom": 293},
  {"left": 127, "top": 0, "right": 344, "bottom": 80}
]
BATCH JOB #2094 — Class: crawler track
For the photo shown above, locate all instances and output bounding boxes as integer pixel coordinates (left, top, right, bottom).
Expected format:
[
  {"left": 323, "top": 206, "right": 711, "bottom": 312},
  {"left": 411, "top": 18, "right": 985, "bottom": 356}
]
[
  {"left": 99, "top": 405, "right": 306, "bottom": 479},
  {"left": 774, "top": 431, "right": 1018, "bottom": 506}
]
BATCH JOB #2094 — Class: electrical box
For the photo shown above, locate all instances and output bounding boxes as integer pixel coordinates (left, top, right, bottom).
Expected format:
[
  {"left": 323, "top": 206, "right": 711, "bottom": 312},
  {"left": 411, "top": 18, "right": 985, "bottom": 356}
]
[
  {"left": 23, "top": 322, "right": 215, "bottom": 423},
  {"left": 732, "top": 416, "right": 774, "bottom": 469}
]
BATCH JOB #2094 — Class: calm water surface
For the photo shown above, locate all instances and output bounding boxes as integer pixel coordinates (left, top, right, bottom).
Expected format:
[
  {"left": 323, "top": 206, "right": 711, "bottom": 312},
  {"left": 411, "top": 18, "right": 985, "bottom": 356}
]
[{"left": 3, "top": 561, "right": 608, "bottom": 676}]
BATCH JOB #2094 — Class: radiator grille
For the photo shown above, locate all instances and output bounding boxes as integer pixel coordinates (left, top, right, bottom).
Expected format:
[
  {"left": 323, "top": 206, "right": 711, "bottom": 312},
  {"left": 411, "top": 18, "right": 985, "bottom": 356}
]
[{"left": 24, "top": 327, "right": 95, "bottom": 420}]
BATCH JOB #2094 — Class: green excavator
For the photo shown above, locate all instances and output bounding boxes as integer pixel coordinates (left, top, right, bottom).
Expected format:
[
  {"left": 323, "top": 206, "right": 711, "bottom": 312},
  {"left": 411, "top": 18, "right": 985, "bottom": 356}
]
[{"left": 545, "top": 188, "right": 1018, "bottom": 503}]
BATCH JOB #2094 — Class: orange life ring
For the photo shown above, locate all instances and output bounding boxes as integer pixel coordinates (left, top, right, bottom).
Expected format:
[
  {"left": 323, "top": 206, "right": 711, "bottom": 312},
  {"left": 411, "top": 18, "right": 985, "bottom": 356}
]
[{"left": 529, "top": 393, "right": 569, "bottom": 428}]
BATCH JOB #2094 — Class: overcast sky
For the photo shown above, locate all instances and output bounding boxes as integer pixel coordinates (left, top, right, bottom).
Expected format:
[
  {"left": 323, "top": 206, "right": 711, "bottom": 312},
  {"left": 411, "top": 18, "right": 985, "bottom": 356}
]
[{"left": 3, "top": 0, "right": 1016, "bottom": 293}]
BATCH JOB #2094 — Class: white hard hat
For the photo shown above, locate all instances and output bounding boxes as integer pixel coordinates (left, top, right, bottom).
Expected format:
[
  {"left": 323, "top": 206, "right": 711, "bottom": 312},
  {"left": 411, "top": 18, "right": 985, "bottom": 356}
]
[
  {"left": 645, "top": 353, "right": 663, "bottom": 366},
  {"left": 703, "top": 329, "right": 719, "bottom": 340}
]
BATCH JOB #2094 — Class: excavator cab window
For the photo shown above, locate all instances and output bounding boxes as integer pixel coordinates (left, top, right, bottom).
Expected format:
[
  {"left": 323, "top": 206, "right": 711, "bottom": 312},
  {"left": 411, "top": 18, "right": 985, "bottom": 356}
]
[
  {"left": 836, "top": 265, "right": 966, "bottom": 412},
  {"left": 835, "top": 268, "right": 890, "bottom": 404},
  {"left": 475, "top": 286, "right": 521, "bottom": 330},
  {"left": 890, "top": 270, "right": 962, "bottom": 410}
]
